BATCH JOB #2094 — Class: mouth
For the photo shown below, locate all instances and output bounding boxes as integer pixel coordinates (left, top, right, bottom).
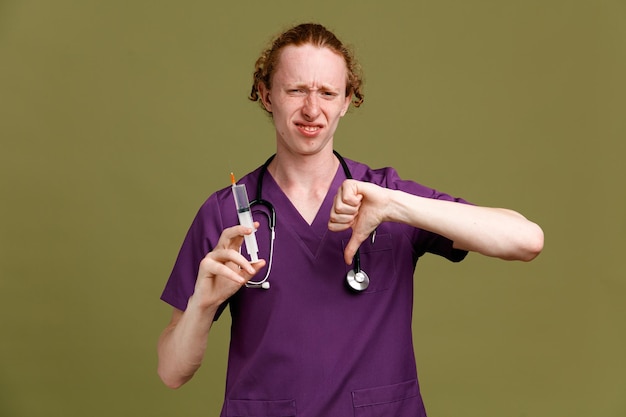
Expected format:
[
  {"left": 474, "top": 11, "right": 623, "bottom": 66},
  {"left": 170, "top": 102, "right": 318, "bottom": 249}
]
[{"left": 295, "top": 123, "right": 323, "bottom": 136}]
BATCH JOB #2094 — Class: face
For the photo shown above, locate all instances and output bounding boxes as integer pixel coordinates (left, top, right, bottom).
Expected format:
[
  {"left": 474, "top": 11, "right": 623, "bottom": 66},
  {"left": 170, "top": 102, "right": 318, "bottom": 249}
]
[{"left": 259, "top": 44, "right": 352, "bottom": 157}]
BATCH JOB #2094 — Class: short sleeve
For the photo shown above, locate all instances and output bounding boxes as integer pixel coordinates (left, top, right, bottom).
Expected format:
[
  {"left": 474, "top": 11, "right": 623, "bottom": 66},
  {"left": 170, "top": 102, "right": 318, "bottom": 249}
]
[
  {"left": 160, "top": 194, "right": 226, "bottom": 312},
  {"left": 359, "top": 163, "right": 471, "bottom": 263}
]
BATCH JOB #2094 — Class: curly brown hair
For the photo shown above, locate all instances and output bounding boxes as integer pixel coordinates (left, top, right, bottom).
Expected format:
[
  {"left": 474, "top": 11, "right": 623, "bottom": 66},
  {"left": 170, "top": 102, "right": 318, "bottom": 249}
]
[{"left": 249, "top": 23, "right": 364, "bottom": 112}]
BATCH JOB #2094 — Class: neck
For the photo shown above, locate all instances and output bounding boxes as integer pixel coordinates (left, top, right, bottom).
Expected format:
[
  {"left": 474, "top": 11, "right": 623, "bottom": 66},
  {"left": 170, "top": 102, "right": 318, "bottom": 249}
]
[
  {"left": 268, "top": 149, "right": 339, "bottom": 190},
  {"left": 266, "top": 148, "right": 340, "bottom": 225}
]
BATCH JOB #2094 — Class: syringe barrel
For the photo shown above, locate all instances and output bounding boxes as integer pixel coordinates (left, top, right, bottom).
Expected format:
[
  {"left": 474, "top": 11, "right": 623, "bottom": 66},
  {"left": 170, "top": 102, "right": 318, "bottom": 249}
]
[
  {"left": 232, "top": 183, "right": 259, "bottom": 262},
  {"left": 233, "top": 184, "right": 252, "bottom": 212}
]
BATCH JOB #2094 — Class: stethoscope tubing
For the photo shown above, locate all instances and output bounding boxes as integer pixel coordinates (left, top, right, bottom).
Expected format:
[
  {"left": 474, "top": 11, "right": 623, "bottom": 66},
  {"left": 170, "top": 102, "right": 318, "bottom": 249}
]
[{"left": 245, "top": 151, "right": 369, "bottom": 291}]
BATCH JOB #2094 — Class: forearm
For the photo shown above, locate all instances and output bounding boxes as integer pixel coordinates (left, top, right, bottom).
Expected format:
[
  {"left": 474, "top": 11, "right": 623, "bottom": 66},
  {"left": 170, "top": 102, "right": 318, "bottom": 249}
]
[
  {"left": 386, "top": 190, "right": 544, "bottom": 261},
  {"left": 157, "top": 297, "right": 219, "bottom": 389}
]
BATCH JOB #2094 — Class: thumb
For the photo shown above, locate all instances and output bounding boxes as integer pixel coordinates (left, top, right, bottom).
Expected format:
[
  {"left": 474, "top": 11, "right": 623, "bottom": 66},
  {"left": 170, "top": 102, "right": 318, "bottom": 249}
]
[
  {"left": 240, "top": 259, "right": 267, "bottom": 282},
  {"left": 343, "top": 231, "right": 368, "bottom": 265}
]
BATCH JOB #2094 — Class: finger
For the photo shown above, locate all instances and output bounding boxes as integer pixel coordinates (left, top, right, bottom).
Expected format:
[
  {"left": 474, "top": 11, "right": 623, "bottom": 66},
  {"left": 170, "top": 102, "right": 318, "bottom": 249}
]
[
  {"left": 328, "top": 213, "right": 354, "bottom": 232},
  {"left": 329, "top": 201, "right": 356, "bottom": 224},
  {"left": 338, "top": 188, "right": 362, "bottom": 213},
  {"left": 343, "top": 230, "right": 370, "bottom": 265},
  {"left": 208, "top": 261, "right": 248, "bottom": 285},
  {"left": 340, "top": 179, "right": 364, "bottom": 205},
  {"left": 205, "top": 248, "right": 256, "bottom": 276},
  {"left": 242, "top": 259, "right": 267, "bottom": 280},
  {"left": 223, "top": 224, "right": 257, "bottom": 240},
  {"left": 334, "top": 194, "right": 359, "bottom": 214},
  {"left": 328, "top": 221, "right": 351, "bottom": 233},
  {"left": 329, "top": 192, "right": 359, "bottom": 229},
  {"left": 217, "top": 224, "right": 259, "bottom": 250},
  {"left": 218, "top": 246, "right": 269, "bottom": 281}
]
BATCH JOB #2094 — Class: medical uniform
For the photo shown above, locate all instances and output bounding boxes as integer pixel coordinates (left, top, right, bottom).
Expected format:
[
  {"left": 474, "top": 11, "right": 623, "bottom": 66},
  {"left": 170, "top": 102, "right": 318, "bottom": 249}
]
[{"left": 161, "top": 157, "right": 469, "bottom": 417}]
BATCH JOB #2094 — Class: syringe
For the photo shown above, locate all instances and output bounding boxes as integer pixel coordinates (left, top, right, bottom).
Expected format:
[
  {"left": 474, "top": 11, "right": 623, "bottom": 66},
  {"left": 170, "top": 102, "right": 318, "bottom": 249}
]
[{"left": 230, "top": 173, "right": 260, "bottom": 263}]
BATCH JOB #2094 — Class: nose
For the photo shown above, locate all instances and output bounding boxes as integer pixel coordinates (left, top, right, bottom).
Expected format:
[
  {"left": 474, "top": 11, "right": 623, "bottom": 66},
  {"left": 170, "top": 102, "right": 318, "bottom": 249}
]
[{"left": 301, "top": 93, "right": 320, "bottom": 121}]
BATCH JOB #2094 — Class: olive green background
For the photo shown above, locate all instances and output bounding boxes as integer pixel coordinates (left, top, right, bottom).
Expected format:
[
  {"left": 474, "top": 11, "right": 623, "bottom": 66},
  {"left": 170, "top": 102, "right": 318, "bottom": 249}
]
[{"left": 1, "top": 0, "right": 624, "bottom": 416}]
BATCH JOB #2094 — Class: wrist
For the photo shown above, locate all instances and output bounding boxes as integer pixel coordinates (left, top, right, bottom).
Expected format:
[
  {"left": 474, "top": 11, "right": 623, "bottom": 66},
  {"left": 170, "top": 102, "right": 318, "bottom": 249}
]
[
  {"left": 384, "top": 188, "right": 421, "bottom": 226},
  {"left": 186, "top": 293, "right": 221, "bottom": 318},
  {"left": 381, "top": 188, "right": 401, "bottom": 223}
]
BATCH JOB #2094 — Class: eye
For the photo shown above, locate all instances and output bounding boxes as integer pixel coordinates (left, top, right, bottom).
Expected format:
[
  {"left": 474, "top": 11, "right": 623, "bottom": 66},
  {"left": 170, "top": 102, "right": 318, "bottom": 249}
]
[{"left": 320, "top": 91, "right": 338, "bottom": 98}]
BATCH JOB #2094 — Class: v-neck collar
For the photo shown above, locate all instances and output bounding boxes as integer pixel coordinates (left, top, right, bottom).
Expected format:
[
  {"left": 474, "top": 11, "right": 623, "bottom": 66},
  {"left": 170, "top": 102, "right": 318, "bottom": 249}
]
[{"left": 262, "top": 164, "right": 346, "bottom": 258}]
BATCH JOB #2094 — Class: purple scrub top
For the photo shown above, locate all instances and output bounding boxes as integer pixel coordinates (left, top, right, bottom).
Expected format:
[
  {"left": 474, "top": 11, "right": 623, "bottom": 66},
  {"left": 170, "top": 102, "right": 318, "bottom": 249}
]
[{"left": 161, "top": 157, "right": 469, "bottom": 417}]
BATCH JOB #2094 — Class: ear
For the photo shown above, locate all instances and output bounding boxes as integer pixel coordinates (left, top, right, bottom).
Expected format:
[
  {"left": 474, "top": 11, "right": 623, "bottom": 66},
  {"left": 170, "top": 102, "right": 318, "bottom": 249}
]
[
  {"left": 340, "top": 93, "right": 352, "bottom": 117},
  {"left": 258, "top": 82, "right": 272, "bottom": 113}
]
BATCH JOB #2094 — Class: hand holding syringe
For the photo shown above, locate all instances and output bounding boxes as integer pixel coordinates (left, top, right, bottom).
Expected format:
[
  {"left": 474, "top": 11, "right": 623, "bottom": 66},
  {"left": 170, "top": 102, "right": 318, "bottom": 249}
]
[{"left": 230, "top": 173, "right": 260, "bottom": 263}]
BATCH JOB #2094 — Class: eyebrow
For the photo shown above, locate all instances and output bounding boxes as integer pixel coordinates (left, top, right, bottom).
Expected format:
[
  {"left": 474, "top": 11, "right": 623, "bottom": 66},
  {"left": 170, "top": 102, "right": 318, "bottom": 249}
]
[{"left": 288, "top": 82, "right": 341, "bottom": 92}]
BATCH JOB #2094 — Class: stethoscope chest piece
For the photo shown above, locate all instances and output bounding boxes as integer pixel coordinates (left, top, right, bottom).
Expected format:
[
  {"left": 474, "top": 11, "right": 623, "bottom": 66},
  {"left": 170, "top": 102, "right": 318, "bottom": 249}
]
[{"left": 346, "top": 269, "right": 370, "bottom": 292}]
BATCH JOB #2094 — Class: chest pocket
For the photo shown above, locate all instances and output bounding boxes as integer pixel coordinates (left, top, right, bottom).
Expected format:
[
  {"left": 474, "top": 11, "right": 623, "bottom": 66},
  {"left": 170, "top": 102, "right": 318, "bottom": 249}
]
[{"left": 343, "top": 233, "right": 395, "bottom": 293}]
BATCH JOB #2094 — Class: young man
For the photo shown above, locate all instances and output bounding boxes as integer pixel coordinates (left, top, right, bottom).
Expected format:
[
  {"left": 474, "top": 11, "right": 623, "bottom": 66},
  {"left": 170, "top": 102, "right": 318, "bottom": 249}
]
[{"left": 158, "top": 23, "right": 544, "bottom": 417}]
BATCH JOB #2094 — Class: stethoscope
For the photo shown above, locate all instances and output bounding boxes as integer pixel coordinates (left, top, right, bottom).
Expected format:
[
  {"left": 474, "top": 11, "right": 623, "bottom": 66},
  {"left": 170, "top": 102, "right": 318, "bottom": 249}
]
[{"left": 245, "top": 150, "right": 370, "bottom": 292}]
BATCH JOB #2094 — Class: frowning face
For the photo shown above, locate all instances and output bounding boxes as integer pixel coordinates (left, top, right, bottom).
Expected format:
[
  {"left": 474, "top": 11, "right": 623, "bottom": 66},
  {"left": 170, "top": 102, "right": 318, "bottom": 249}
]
[{"left": 259, "top": 44, "right": 352, "bottom": 157}]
